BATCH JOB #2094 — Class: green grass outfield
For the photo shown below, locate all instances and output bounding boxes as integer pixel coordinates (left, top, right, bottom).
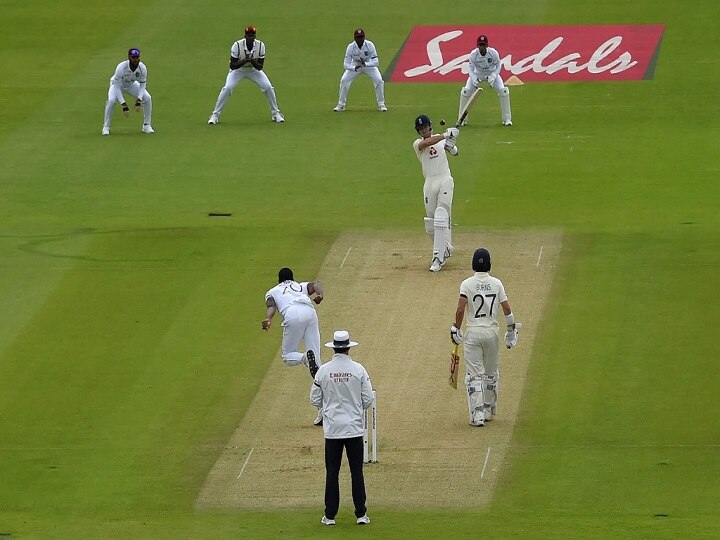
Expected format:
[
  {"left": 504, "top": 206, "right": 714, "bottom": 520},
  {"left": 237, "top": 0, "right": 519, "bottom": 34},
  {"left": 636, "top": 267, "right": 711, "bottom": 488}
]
[{"left": 1, "top": 0, "right": 719, "bottom": 538}]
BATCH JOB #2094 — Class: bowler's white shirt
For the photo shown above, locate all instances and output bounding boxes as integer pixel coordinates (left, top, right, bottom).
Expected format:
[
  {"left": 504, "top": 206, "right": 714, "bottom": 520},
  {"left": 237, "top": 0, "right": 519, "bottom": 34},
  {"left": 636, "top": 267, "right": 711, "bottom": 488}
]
[
  {"left": 310, "top": 353, "right": 374, "bottom": 439},
  {"left": 265, "top": 280, "right": 313, "bottom": 316},
  {"left": 460, "top": 272, "right": 508, "bottom": 328},
  {"left": 413, "top": 136, "right": 452, "bottom": 179},
  {"left": 468, "top": 47, "right": 501, "bottom": 78}
]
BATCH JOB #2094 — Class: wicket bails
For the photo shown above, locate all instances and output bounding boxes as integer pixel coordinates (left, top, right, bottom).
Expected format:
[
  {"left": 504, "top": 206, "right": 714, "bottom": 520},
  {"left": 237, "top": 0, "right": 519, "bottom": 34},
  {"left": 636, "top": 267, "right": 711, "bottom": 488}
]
[{"left": 363, "top": 390, "right": 378, "bottom": 463}]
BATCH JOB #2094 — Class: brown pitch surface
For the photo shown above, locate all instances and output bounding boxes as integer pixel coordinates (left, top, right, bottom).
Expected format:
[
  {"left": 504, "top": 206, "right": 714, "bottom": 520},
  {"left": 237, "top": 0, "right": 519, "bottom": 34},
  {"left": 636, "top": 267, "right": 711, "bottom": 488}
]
[{"left": 196, "top": 230, "right": 562, "bottom": 509}]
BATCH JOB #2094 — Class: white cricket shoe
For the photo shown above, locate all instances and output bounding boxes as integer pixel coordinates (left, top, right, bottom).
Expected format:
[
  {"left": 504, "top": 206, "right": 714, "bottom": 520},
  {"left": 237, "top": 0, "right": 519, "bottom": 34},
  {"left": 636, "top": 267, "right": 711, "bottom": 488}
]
[
  {"left": 503, "top": 119, "right": 513, "bottom": 126},
  {"left": 378, "top": 104, "right": 387, "bottom": 112},
  {"left": 208, "top": 113, "right": 219, "bottom": 125},
  {"left": 101, "top": 127, "right": 110, "bottom": 136},
  {"left": 357, "top": 515, "right": 371, "bottom": 525},
  {"left": 272, "top": 112, "right": 285, "bottom": 123},
  {"left": 333, "top": 104, "right": 345, "bottom": 112},
  {"left": 321, "top": 516, "right": 336, "bottom": 526},
  {"left": 142, "top": 124, "right": 154, "bottom": 134},
  {"left": 429, "top": 257, "right": 444, "bottom": 272}
]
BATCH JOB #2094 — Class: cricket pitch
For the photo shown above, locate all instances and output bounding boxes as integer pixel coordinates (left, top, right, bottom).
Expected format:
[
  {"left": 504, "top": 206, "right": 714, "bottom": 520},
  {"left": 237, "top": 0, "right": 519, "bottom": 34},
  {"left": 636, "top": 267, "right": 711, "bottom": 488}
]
[{"left": 196, "top": 230, "right": 562, "bottom": 509}]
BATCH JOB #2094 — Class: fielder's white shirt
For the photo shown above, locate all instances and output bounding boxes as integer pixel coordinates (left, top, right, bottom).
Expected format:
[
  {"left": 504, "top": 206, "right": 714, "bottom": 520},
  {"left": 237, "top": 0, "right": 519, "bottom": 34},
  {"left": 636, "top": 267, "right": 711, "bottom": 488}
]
[
  {"left": 265, "top": 280, "right": 314, "bottom": 317},
  {"left": 343, "top": 40, "right": 379, "bottom": 70},
  {"left": 413, "top": 136, "right": 452, "bottom": 179},
  {"left": 460, "top": 272, "right": 508, "bottom": 329},
  {"left": 310, "top": 353, "right": 374, "bottom": 439},
  {"left": 109, "top": 60, "right": 148, "bottom": 89},
  {"left": 468, "top": 47, "right": 502, "bottom": 79},
  {"left": 231, "top": 38, "right": 266, "bottom": 70}
]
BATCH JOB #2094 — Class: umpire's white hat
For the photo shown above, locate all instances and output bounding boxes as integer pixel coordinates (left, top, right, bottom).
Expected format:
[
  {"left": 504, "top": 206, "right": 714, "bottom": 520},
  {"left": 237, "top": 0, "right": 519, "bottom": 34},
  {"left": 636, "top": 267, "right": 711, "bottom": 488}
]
[{"left": 325, "top": 330, "right": 359, "bottom": 349}]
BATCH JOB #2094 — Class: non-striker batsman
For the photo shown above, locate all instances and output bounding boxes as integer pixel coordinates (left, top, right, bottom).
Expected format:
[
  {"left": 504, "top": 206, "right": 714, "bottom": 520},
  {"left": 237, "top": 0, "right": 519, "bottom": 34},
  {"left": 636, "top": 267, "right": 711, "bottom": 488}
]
[{"left": 451, "top": 248, "right": 521, "bottom": 426}]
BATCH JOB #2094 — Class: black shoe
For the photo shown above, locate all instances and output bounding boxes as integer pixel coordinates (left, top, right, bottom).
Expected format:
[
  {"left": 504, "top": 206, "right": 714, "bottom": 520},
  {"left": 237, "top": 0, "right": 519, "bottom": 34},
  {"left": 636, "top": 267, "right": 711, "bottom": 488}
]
[{"left": 307, "top": 350, "right": 319, "bottom": 378}]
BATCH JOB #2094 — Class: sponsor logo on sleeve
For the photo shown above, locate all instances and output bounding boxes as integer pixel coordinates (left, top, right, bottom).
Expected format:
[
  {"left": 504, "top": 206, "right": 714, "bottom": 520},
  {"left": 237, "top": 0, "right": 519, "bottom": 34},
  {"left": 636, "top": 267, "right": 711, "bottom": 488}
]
[{"left": 386, "top": 25, "right": 665, "bottom": 82}]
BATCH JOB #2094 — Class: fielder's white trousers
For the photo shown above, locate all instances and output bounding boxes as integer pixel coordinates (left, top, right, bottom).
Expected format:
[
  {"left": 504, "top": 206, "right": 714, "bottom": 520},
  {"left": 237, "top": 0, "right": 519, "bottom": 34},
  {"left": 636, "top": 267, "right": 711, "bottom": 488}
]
[
  {"left": 103, "top": 81, "right": 152, "bottom": 128},
  {"left": 337, "top": 67, "right": 385, "bottom": 107},
  {"left": 212, "top": 68, "right": 281, "bottom": 116}
]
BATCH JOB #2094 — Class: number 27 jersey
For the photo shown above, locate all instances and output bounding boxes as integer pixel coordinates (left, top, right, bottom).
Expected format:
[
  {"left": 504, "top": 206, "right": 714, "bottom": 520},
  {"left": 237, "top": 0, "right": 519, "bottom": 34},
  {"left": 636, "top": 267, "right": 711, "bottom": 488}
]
[{"left": 460, "top": 272, "right": 508, "bottom": 329}]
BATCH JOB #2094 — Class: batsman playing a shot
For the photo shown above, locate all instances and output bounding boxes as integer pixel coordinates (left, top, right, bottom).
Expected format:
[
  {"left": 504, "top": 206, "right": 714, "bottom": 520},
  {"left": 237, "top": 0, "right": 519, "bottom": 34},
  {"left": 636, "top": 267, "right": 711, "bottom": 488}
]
[
  {"left": 451, "top": 248, "right": 521, "bottom": 426},
  {"left": 413, "top": 114, "right": 460, "bottom": 272}
]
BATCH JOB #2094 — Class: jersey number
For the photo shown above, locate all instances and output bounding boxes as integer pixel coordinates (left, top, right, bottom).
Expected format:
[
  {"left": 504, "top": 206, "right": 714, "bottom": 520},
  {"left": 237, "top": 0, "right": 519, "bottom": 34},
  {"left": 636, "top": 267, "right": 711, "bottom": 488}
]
[{"left": 472, "top": 293, "right": 497, "bottom": 319}]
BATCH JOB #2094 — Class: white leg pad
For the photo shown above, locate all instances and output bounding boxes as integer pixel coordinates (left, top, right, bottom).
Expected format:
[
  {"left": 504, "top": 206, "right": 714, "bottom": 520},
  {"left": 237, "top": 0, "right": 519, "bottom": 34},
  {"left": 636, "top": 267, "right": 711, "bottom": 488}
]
[
  {"left": 433, "top": 207, "right": 450, "bottom": 262},
  {"left": 499, "top": 87, "right": 511, "bottom": 123},
  {"left": 466, "top": 374, "right": 485, "bottom": 426},
  {"left": 483, "top": 372, "right": 499, "bottom": 408}
]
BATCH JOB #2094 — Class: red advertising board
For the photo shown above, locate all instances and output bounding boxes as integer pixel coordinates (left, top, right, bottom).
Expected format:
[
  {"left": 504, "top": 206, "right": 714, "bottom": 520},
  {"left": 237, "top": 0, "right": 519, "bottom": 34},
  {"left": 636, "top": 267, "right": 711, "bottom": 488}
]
[{"left": 388, "top": 25, "right": 665, "bottom": 82}]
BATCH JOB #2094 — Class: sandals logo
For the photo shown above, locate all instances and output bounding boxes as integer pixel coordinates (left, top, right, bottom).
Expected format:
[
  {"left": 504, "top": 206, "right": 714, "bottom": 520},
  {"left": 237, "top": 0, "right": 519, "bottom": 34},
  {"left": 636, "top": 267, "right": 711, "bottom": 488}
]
[{"left": 387, "top": 25, "right": 665, "bottom": 82}]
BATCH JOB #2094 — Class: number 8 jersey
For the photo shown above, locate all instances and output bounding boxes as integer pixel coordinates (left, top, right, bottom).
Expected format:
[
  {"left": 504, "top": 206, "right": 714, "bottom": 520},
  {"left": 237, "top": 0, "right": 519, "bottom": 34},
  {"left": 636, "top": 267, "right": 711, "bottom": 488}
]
[{"left": 459, "top": 272, "right": 508, "bottom": 329}]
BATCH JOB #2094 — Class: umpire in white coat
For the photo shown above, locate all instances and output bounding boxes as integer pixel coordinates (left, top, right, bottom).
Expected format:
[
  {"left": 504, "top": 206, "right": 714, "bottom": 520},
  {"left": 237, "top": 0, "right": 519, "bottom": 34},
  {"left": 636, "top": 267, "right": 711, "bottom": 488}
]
[{"left": 310, "top": 330, "right": 374, "bottom": 526}]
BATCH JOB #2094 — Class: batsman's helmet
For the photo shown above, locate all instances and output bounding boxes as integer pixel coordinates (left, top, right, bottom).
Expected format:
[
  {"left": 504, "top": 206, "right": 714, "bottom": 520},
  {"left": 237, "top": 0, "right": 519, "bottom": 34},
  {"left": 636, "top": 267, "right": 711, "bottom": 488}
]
[
  {"left": 477, "top": 34, "right": 489, "bottom": 47},
  {"left": 415, "top": 114, "right": 432, "bottom": 132},
  {"left": 278, "top": 267, "right": 294, "bottom": 282},
  {"left": 472, "top": 248, "right": 491, "bottom": 272}
]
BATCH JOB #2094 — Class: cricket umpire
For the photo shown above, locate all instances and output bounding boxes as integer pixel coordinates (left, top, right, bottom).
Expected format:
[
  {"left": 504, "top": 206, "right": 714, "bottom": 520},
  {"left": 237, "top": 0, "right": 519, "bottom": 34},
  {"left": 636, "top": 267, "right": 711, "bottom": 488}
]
[{"left": 310, "top": 330, "right": 374, "bottom": 526}]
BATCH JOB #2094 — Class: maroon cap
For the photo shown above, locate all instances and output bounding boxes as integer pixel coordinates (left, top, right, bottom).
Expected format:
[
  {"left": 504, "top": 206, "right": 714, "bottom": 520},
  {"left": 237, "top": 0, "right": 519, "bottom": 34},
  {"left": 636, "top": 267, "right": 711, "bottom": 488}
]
[
  {"left": 354, "top": 28, "right": 365, "bottom": 38},
  {"left": 245, "top": 25, "right": 256, "bottom": 35},
  {"left": 477, "top": 34, "right": 489, "bottom": 46}
]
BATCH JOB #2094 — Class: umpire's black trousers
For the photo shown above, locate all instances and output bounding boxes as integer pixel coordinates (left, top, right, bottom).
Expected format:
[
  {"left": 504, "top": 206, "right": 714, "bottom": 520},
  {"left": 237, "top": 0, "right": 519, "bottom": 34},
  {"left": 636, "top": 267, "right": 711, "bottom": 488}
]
[{"left": 324, "top": 436, "right": 366, "bottom": 519}]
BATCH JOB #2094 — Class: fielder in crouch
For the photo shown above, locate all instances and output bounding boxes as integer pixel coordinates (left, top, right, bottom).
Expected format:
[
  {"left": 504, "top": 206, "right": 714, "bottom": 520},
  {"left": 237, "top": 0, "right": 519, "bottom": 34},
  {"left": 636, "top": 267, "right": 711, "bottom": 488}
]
[
  {"left": 451, "top": 248, "right": 521, "bottom": 427},
  {"left": 208, "top": 25, "right": 285, "bottom": 124},
  {"left": 413, "top": 114, "right": 460, "bottom": 272},
  {"left": 310, "top": 330, "right": 374, "bottom": 526},
  {"left": 460, "top": 34, "right": 512, "bottom": 126},
  {"left": 102, "top": 48, "right": 153, "bottom": 135},
  {"left": 263, "top": 267, "right": 323, "bottom": 425},
  {"left": 333, "top": 28, "right": 387, "bottom": 112}
]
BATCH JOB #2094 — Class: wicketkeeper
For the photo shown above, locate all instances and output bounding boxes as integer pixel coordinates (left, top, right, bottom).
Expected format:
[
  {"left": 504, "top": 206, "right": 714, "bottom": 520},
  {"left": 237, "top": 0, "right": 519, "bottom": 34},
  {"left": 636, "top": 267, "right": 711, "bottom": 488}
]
[{"left": 451, "top": 248, "right": 521, "bottom": 426}]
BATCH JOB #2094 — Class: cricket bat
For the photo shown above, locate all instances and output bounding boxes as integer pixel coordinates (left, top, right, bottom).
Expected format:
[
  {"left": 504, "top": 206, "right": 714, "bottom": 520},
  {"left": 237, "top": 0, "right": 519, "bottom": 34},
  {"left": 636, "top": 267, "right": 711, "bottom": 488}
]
[
  {"left": 455, "top": 87, "right": 483, "bottom": 128},
  {"left": 449, "top": 344, "right": 460, "bottom": 389}
]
